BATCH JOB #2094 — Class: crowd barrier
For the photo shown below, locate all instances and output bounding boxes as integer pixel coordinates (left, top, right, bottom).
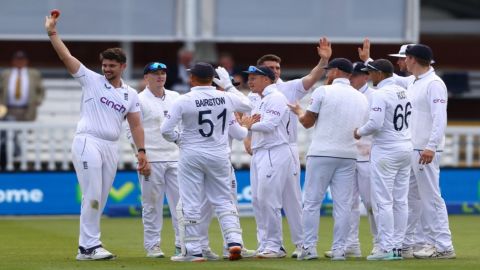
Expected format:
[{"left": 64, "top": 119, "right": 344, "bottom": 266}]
[{"left": 1, "top": 169, "right": 479, "bottom": 216}]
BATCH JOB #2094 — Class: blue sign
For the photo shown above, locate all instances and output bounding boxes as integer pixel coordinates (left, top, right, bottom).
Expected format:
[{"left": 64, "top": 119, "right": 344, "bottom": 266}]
[{"left": 1, "top": 169, "right": 479, "bottom": 215}]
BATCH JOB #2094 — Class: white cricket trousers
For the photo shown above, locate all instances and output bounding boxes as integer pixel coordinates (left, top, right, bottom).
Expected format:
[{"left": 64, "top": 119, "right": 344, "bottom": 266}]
[
  {"left": 71, "top": 134, "right": 118, "bottom": 249},
  {"left": 139, "top": 162, "right": 180, "bottom": 250},
  {"left": 403, "top": 168, "right": 429, "bottom": 249},
  {"left": 406, "top": 151, "right": 453, "bottom": 252},
  {"left": 283, "top": 144, "right": 303, "bottom": 246},
  {"left": 302, "top": 156, "right": 355, "bottom": 252},
  {"left": 250, "top": 144, "right": 295, "bottom": 252},
  {"left": 178, "top": 150, "right": 242, "bottom": 255},
  {"left": 370, "top": 146, "right": 410, "bottom": 251},
  {"left": 346, "top": 161, "right": 378, "bottom": 249}
]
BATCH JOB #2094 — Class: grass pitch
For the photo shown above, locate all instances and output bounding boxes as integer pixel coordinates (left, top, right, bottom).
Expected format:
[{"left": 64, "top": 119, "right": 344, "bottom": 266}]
[{"left": 0, "top": 215, "right": 479, "bottom": 270}]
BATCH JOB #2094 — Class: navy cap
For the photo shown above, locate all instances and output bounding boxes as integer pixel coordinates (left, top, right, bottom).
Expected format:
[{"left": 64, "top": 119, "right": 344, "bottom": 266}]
[
  {"left": 323, "top": 58, "right": 353, "bottom": 74},
  {"left": 188, "top": 62, "right": 215, "bottom": 79},
  {"left": 405, "top": 44, "right": 434, "bottom": 63},
  {"left": 143, "top": 62, "right": 167, "bottom": 74},
  {"left": 352, "top": 62, "right": 368, "bottom": 75},
  {"left": 362, "top": 59, "right": 394, "bottom": 73},
  {"left": 243, "top": 65, "right": 275, "bottom": 81}
]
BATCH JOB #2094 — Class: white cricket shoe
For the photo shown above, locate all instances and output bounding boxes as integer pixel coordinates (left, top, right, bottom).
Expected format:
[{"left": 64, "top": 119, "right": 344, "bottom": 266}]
[
  {"left": 345, "top": 246, "right": 362, "bottom": 258},
  {"left": 297, "top": 246, "right": 318, "bottom": 260},
  {"left": 257, "top": 249, "right": 287, "bottom": 259},
  {"left": 291, "top": 245, "right": 302, "bottom": 258},
  {"left": 202, "top": 247, "right": 220, "bottom": 261},
  {"left": 331, "top": 250, "right": 346, "bottom": 261},
  {"left": 171, "top": 254, "right": 206, "bottom": 262},
  {"left": 367, "top": 249, "right": 395, "bottom": 261},
  {"left": 146, "top": 245, "right": 165, "bottom": 258},
  {"left": 401, "top": 247, "right": 414, "bottom": 259},
  {"left": 413, "top": 245, "right": 436, "bottom": 258},
  {"left": 76, "top": 246, "right": 116, "bottom": 261},
  {"left": 414, "top": 246, "right": 456, "bottom": 259}
]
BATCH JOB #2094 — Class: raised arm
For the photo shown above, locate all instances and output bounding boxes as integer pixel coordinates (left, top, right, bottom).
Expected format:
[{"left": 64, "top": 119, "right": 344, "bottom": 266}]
[
  {"left": 44, "top": 12, "right": 81, "bottom": 74},
  {"left": 358, "top": 38, "right": 371, "bottom": 62},
  {"left": 301, "top": 37, "right": 332, "bottom": 90}
]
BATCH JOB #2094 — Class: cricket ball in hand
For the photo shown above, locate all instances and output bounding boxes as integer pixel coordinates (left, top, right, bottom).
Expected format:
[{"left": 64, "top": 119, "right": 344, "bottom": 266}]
[{"left": 50, "top": 9, "right": 60, "bottom": 18}]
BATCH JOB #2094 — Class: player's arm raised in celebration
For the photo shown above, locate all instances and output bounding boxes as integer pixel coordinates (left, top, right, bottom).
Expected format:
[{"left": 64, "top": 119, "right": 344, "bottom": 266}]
[
  {"left": 301, "top": 37, "right": 332, "bottom": 90},
  {"left": 45, "top": 11, "right": 81, "bottom": 74}
]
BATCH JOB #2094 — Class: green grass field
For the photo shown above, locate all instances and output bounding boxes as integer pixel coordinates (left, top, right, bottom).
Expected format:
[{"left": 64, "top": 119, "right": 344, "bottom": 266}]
[{"left": 0, "top": 215, "right": 479, "bottom": 270}]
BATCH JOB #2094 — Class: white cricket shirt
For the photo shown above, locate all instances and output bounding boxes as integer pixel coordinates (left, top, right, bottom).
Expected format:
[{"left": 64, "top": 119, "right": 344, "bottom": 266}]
[
  {"left": 307, "top": 78, "right": 369, "bottom": 159},
  {"left": 407, "top": 67, "right": 447, "bottom": 151},
  {"left": 250, "top": 84, "right": 290, "bottom": 150},
  {"left": 357, "top": 77, "right": 412, "bottom": 151},
  {"left": 160, "top": 85, "right": 252, "bottom": 156},
  {"left": 72, "top": 64, "right": 140, "bottom": 141},
  {"left": 356, "top": 83, "right": 374, "bottom": 162}
]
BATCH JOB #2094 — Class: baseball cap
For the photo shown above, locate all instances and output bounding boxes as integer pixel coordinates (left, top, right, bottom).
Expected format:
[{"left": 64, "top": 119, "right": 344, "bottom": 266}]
[
  {"left": 361, "top": 59, "right": 394, "bottom": 73},
  {"left": 405, "top": 44, "right": 434, "bottom": 63},
  {"left": 388, "top": 44, "right": 416, "bottom": 58},
  {"left": 143, "top": 62, "right": 167, "bottom": 74},
  {"left": 352, "top": 62, "right": 368, "bottom": 75},
  {"left": 323, "top": 58, "right": 353, "bottom": 74},
  {"left": 243, "top": 65, "right": 275, "bottom": 81},
  {"left": 188, "top": 62, "right": 215, "bottom": 79}
]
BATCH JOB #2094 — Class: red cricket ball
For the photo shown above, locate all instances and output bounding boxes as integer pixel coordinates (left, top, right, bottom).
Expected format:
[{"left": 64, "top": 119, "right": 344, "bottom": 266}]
[{"left": 50, "top": 9, "right": 60, "bottom": 18}]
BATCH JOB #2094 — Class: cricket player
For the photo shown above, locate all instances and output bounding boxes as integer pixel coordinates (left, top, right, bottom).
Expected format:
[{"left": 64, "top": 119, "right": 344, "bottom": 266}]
[
  {"left": 125, "top": 62, "right": 181, "bottom": 258},
  {"left": 354, "top": 59, "right": 412, "bottom": 260},
  {"left": 289, "top": 58, "right": 368, "bottom": 261},
  {"left": 161, "top": 62, "right": 252, "bottom": 262},
  {"left": 244, "top": 37, "right": 332, "bottom": 257},
  {"left": 403, "top": 44, "right": 456, "bottom": 259},
  {"left": 325, "top": 62, "right": 379, "bottom": 259},
  {"left": 358, "top": 40, "right": 430, "bottom": 257},
  {"left": 45, "top": 14, "right": 148, "bottom": 260},
  {"left": 241, "top": 65, "right": 295, "bottom": 258}
]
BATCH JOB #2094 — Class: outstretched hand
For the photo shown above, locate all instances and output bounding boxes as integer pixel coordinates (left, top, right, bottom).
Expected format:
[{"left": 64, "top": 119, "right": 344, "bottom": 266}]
[
  {"left": 45, "top": 14, "right": 58, "bottom": 33},
  {"left": 317, "top": 37, "right": 332, "bottom": 60},
  {"left": 287, "top": 102, "right": 303, "bottom": 116},
  {"left": 213, "top": 67, "right": 233, "bottom": 90},
  {"left": 358, "top": 38, "right": 371, "bottom": 62}
]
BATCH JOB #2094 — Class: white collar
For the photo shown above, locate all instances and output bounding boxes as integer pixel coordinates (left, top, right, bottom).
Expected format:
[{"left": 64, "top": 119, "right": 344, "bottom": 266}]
[{"left": 377, "top": 77, "right": 396, "bottom": 88}]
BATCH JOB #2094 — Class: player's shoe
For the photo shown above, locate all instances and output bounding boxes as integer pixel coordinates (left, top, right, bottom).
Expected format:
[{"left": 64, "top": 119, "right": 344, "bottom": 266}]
[
  {"left": 227, "top": 243, "right": 243, "bottom": 261},
  {"left": 413, "top": 245, "right": 436, "bottom": 258},
  {"left": 174, "top": 246, "right": 181, "bottom": 256},
  {"left": 414, "top": 247, "right": 456, "bottom": 259},
  {"left": 297, "top": 246, "right": 318, "bottom": 260},
  {"left": 370, "top": 245, "right": 380, "bottom": 255},
  {"left": 170, "top": 253, "right": 206, "bottom": 262},
  {"left": 291, "top": 244, "right": 302, "bottom": 258},
  {"left": 392, "top": 248, "right": 403, "bottom": 260},
  {"left": 76, "top": 245, "right": 116, "bottom": 261},
  {"left": 146, "top": 245, "right": 165, "bottom": 258},
  {"left": 331, "top": 250, "right": 346, "bottom": 261},
  {"left": 223, "top": 247, "right": 256, "bottom": 259},
  {"left": 257, "top": 248, "right": 287, "bottom": 259},
  {"left": 202, "top": 247, "right": 220, "bottom": 261},
  {"left": 366, "top": 249, "right": 395, "bottom": 261},
  {"left": 345, "top": 246, "right": 362, "bottom": 258},
  {"left": 401, "top": 247, "right": 414, "bottom": 258}
]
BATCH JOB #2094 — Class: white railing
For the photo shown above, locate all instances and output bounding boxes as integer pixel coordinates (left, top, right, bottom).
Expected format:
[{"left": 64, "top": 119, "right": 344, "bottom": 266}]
[{"left": 1, "top": 122, "right": 480, "bottom": 171}]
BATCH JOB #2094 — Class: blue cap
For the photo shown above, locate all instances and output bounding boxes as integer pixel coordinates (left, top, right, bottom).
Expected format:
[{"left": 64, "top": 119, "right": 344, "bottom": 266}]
[
  {"left": 362, "top": 59, "right": 394, "bottom": 73},
  {"left": 323, "top": 58, "right": 353, "bottom": 74},
  {"left": 188, "top": 62, "right": 215, "bottom": 79},
  {"left": 243, "top": 65, "right": 275, "bottom": 81},
  {"left": 352, "top": 62, "right": 368, "bottom": 75},
  {"left": 405, "top": 44, "right": 434, "bottom": 63},
  {"left": 143, "top": 62, "right": 167, "bottom": 74}
]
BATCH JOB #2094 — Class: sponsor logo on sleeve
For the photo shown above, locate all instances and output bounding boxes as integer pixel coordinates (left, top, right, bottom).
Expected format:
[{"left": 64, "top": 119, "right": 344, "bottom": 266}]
[
  {"left": 372, "top": 107, "right": 382, "bottom": 112},
  {"left": 433, "top": 99, "right": 446, "bottom": 104}
]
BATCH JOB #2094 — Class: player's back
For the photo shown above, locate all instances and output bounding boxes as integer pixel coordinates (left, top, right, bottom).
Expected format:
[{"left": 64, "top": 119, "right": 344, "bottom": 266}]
[
  {"left": 177, "top": 86, "right": 235, "bottom": 155},
  {"left": 372, "top": 78, "right": 412, "bottom": 149}
]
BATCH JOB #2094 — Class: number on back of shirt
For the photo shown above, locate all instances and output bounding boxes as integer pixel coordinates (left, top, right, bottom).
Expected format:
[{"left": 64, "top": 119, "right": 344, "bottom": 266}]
[
  {"left": 393, "top": 102, "right": 412, "bottom": 131},
  {"left": 198, "top": 109, "right": 227, "bottom": 137}
]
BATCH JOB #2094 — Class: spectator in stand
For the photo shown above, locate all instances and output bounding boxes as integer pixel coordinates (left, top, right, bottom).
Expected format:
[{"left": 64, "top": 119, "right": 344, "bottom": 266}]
[{"left": 166, "top": 47, "right": 195, "bottom": 94}]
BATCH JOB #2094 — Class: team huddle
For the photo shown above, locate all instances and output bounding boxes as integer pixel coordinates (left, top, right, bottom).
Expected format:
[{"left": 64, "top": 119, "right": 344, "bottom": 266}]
[{"left": 45, "top": 13, "right": 455, "bottom": 262}]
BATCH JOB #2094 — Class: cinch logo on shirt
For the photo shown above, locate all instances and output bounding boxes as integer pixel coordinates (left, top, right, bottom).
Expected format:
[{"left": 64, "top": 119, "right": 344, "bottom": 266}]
[
  {"left": 266, "top": 109, "right": 280, "bottom": 116},
  {"left": 372, "top": 107, "right": 382, "bottom": 112},
  {"left": 100, "top": 97, "right": 126, "bottom": 113},
  {"left": 433, "top": 99, "right": 446, "bottom": 104}
]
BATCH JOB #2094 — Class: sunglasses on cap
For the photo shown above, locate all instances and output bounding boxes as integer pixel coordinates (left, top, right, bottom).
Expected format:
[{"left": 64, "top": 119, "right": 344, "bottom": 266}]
[
  {"left": 144, "top": 62, "right": 167, "bottom": 74},
  {"left": 248, "top": 66, "right": 268, "bottom": 76}
]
